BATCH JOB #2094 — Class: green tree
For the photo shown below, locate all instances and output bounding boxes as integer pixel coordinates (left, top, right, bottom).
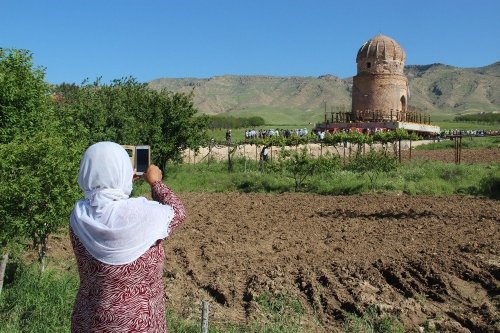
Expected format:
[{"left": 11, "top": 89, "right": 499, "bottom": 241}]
[
  {"left": 274, "top": 146, "right": 316, "bottom": 191},
  {"left": 0, "top": 132, "right": 83, "bottom": 269},
  {"left": 53, "top": 78, "right": 208, "bottom": 169},
  {"left": 0, "top": 48, "right": 50, "bottom": 144},
  {"left": 151, "top": 89, "right": 208, "bottom": 168},
  {"left": 0, "top": 49, "right": 84, "bottom": 269}
]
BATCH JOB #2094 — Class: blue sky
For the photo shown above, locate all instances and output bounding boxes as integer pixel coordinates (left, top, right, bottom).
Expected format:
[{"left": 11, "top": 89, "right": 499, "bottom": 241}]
[{"left": 1, "top": 0, "right": 499, "bottom": 84}]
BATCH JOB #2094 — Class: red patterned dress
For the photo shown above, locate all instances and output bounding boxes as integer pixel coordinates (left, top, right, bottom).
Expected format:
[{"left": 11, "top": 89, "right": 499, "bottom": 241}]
[{"left": 70, "top": 181, "right": 185, "bottom": 333}]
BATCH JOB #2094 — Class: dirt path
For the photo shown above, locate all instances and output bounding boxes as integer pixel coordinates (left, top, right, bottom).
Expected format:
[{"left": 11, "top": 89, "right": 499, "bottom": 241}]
[{"left": 157, "top": 193, "right": 499, "bottom": 332}]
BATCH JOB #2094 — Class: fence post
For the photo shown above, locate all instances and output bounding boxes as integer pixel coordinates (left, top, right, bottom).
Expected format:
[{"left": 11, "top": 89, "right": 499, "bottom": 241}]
[
  {"left": 398, "top": 138, "right": 402, "bottom": 163},
  {"left": 454, "top": 136, "right": 462, "bottom": 165},
  {"left": 0, "top": 253, "right": 9, "bottom": 296},
  {"left": 409, "top": 139, "right": 412, "bottom": 161},
  {"left": 343, "top": 143, "right": 346, "bottom": 166},
  {"left": 201, "top": 300, "right": 209, "bottom": 333},
  {"left": 208, "top": 142, "right": 212, "bottom": 166},
  {"left": 243, "top": 145, "right": 247, "bottom": 172}
]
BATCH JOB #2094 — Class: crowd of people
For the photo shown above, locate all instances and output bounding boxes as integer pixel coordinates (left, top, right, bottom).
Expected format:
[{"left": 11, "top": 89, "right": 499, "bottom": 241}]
[
  {"left": 229, "top": 127, "right": 499, "bottom": 145},
  {"left": 441, "top": 129, "right": 500, "bottom": 137},
  {"left": 244, "top": 128, "right": 309, "bottom": 140}
]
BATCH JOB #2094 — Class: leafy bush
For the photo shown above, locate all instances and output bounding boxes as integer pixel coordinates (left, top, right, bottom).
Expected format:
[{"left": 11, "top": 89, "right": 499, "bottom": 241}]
[
  {"left": 314, "top": 152, "right": 342, "bottom": 174},
  {"left": 454, "top": 112, "right": 500, "bottom": 123},
  {"left": 347, "top": 150, "right": 398, "bottom": 189},
  {"left": 272, "top": 147, "right": 316, "bottom": 191},
  {"left": 476, "top": 172, "right": 500, "bottom": 199}
]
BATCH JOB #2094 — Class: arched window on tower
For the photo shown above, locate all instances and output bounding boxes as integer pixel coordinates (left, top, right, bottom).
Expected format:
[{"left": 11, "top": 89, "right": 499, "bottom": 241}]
[{"left": 400, "top": 96, "right": 406, "bottom": 112}]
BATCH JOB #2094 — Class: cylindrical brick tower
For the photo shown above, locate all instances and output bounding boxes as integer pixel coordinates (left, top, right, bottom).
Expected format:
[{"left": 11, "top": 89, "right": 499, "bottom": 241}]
[{"left": 351, "top": 34, "right": 408, "bottom": 121}]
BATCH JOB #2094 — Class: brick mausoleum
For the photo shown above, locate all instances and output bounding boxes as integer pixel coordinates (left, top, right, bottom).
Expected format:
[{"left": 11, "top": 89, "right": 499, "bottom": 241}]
[{"left": 316, "top": 34, "right": 440, "bottom": 135}]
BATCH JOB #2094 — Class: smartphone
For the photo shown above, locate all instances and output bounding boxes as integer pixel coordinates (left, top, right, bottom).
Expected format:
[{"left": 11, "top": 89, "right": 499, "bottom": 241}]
[{"left": 135, "top": 145, "right": 150, "bottom": 176}]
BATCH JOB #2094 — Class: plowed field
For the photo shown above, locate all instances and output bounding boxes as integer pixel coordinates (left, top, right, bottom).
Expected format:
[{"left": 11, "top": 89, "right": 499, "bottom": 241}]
[{"left": 160, "top": 193, "right": 499, "bottom": 332}]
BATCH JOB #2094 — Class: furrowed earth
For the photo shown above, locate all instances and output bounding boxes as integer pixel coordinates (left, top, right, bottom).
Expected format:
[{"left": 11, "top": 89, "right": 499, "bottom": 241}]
[
  {"left": 164, "top": 193, "right": 499, "bottom": 332},
  {"left": 52, "top": 192, "right": 500, "bottom": 332}
]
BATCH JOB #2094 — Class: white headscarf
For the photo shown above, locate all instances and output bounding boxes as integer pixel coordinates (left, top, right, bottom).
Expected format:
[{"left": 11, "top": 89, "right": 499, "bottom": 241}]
[{"left": 70, "top": 142, "right": 174, "bottom": 265}]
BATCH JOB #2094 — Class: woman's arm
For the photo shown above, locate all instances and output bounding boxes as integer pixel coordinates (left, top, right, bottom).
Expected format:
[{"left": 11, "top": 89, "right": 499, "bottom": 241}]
[
  {"left": 151, "top": 181, "right": 185, "bottom": 234},
  {"left": 144, "top": 165, "right": 186, "bottom": 234}
]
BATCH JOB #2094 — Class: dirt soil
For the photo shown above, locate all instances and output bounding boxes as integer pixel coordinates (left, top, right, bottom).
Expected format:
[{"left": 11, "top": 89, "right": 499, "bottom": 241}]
[
  {"left": 404, "top": 148, "right": 500, "bottom": 164},
  {"left": 155, "top": 193, "right": 499, "bottom": 332}
]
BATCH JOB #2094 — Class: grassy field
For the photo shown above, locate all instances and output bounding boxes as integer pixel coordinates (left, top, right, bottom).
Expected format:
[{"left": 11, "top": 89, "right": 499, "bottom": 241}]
[{"left": 226, "top": 106, "right": 324, "bottom": 126}]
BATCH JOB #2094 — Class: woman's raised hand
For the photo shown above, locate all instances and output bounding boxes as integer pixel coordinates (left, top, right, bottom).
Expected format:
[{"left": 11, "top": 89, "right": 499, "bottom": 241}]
[{"left": 144, "top": 164, "right": 163, "bottom": 186}]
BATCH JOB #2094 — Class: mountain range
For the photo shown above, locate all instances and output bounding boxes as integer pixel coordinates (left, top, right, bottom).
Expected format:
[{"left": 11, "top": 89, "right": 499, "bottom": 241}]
[{"left": 148, "top": 62, "right": 500, "bottom": 123}]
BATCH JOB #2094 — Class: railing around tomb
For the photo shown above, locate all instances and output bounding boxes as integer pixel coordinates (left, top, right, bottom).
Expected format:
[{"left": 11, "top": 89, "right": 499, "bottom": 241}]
[{"left": 323, "top": 110, "right": 432, "bottom": 125}]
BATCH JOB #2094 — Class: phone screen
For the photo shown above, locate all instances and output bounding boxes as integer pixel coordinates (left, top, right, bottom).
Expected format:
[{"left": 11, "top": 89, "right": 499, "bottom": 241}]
[{"left": 135, "top": 147, "right": 150, "bottom": 174}]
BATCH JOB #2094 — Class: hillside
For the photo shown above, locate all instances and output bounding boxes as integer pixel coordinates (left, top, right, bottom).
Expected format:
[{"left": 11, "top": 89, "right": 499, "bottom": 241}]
[
  {"left": 148, "top": 62, "right": 500, "bottom": 124},
  {"left": 406, "top": 62, "right": 500, "bottom": 112}
]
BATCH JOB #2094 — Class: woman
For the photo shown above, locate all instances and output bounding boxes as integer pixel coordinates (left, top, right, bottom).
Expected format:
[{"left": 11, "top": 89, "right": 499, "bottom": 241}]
[{"left": 70, "top": 142, "right": 185, "bottom": 332}]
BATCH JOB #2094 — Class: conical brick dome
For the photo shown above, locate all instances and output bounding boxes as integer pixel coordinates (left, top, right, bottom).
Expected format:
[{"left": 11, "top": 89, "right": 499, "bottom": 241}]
[
  {"left": 355, "top": 34, "right": 406, "bottom": 75},
  {"left": 356, "top": 34, "right": 406, "bottom": 63}
]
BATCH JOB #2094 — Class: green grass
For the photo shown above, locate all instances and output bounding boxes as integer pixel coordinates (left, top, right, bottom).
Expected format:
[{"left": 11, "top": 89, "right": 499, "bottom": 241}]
[
  {"left": 427, "top": 110, "right": 456, "bottom": 122},
  {"left": 0, "top": 264, "right": 78, "bottom": 333},
  {"left": 227, "top": 106, "right": 323, "bottom": 126},
  {"left": 156, "top": 156, "right": 499, "bottom": 199},
  {"left": 396, "top": 162, "right": 499, "bottom": 196},
  {"left": 251, "top": 292, "right": 305, "bottom": 333},
  {"left": 343, "top": 306, "right": 405, "bottom": 333}
]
